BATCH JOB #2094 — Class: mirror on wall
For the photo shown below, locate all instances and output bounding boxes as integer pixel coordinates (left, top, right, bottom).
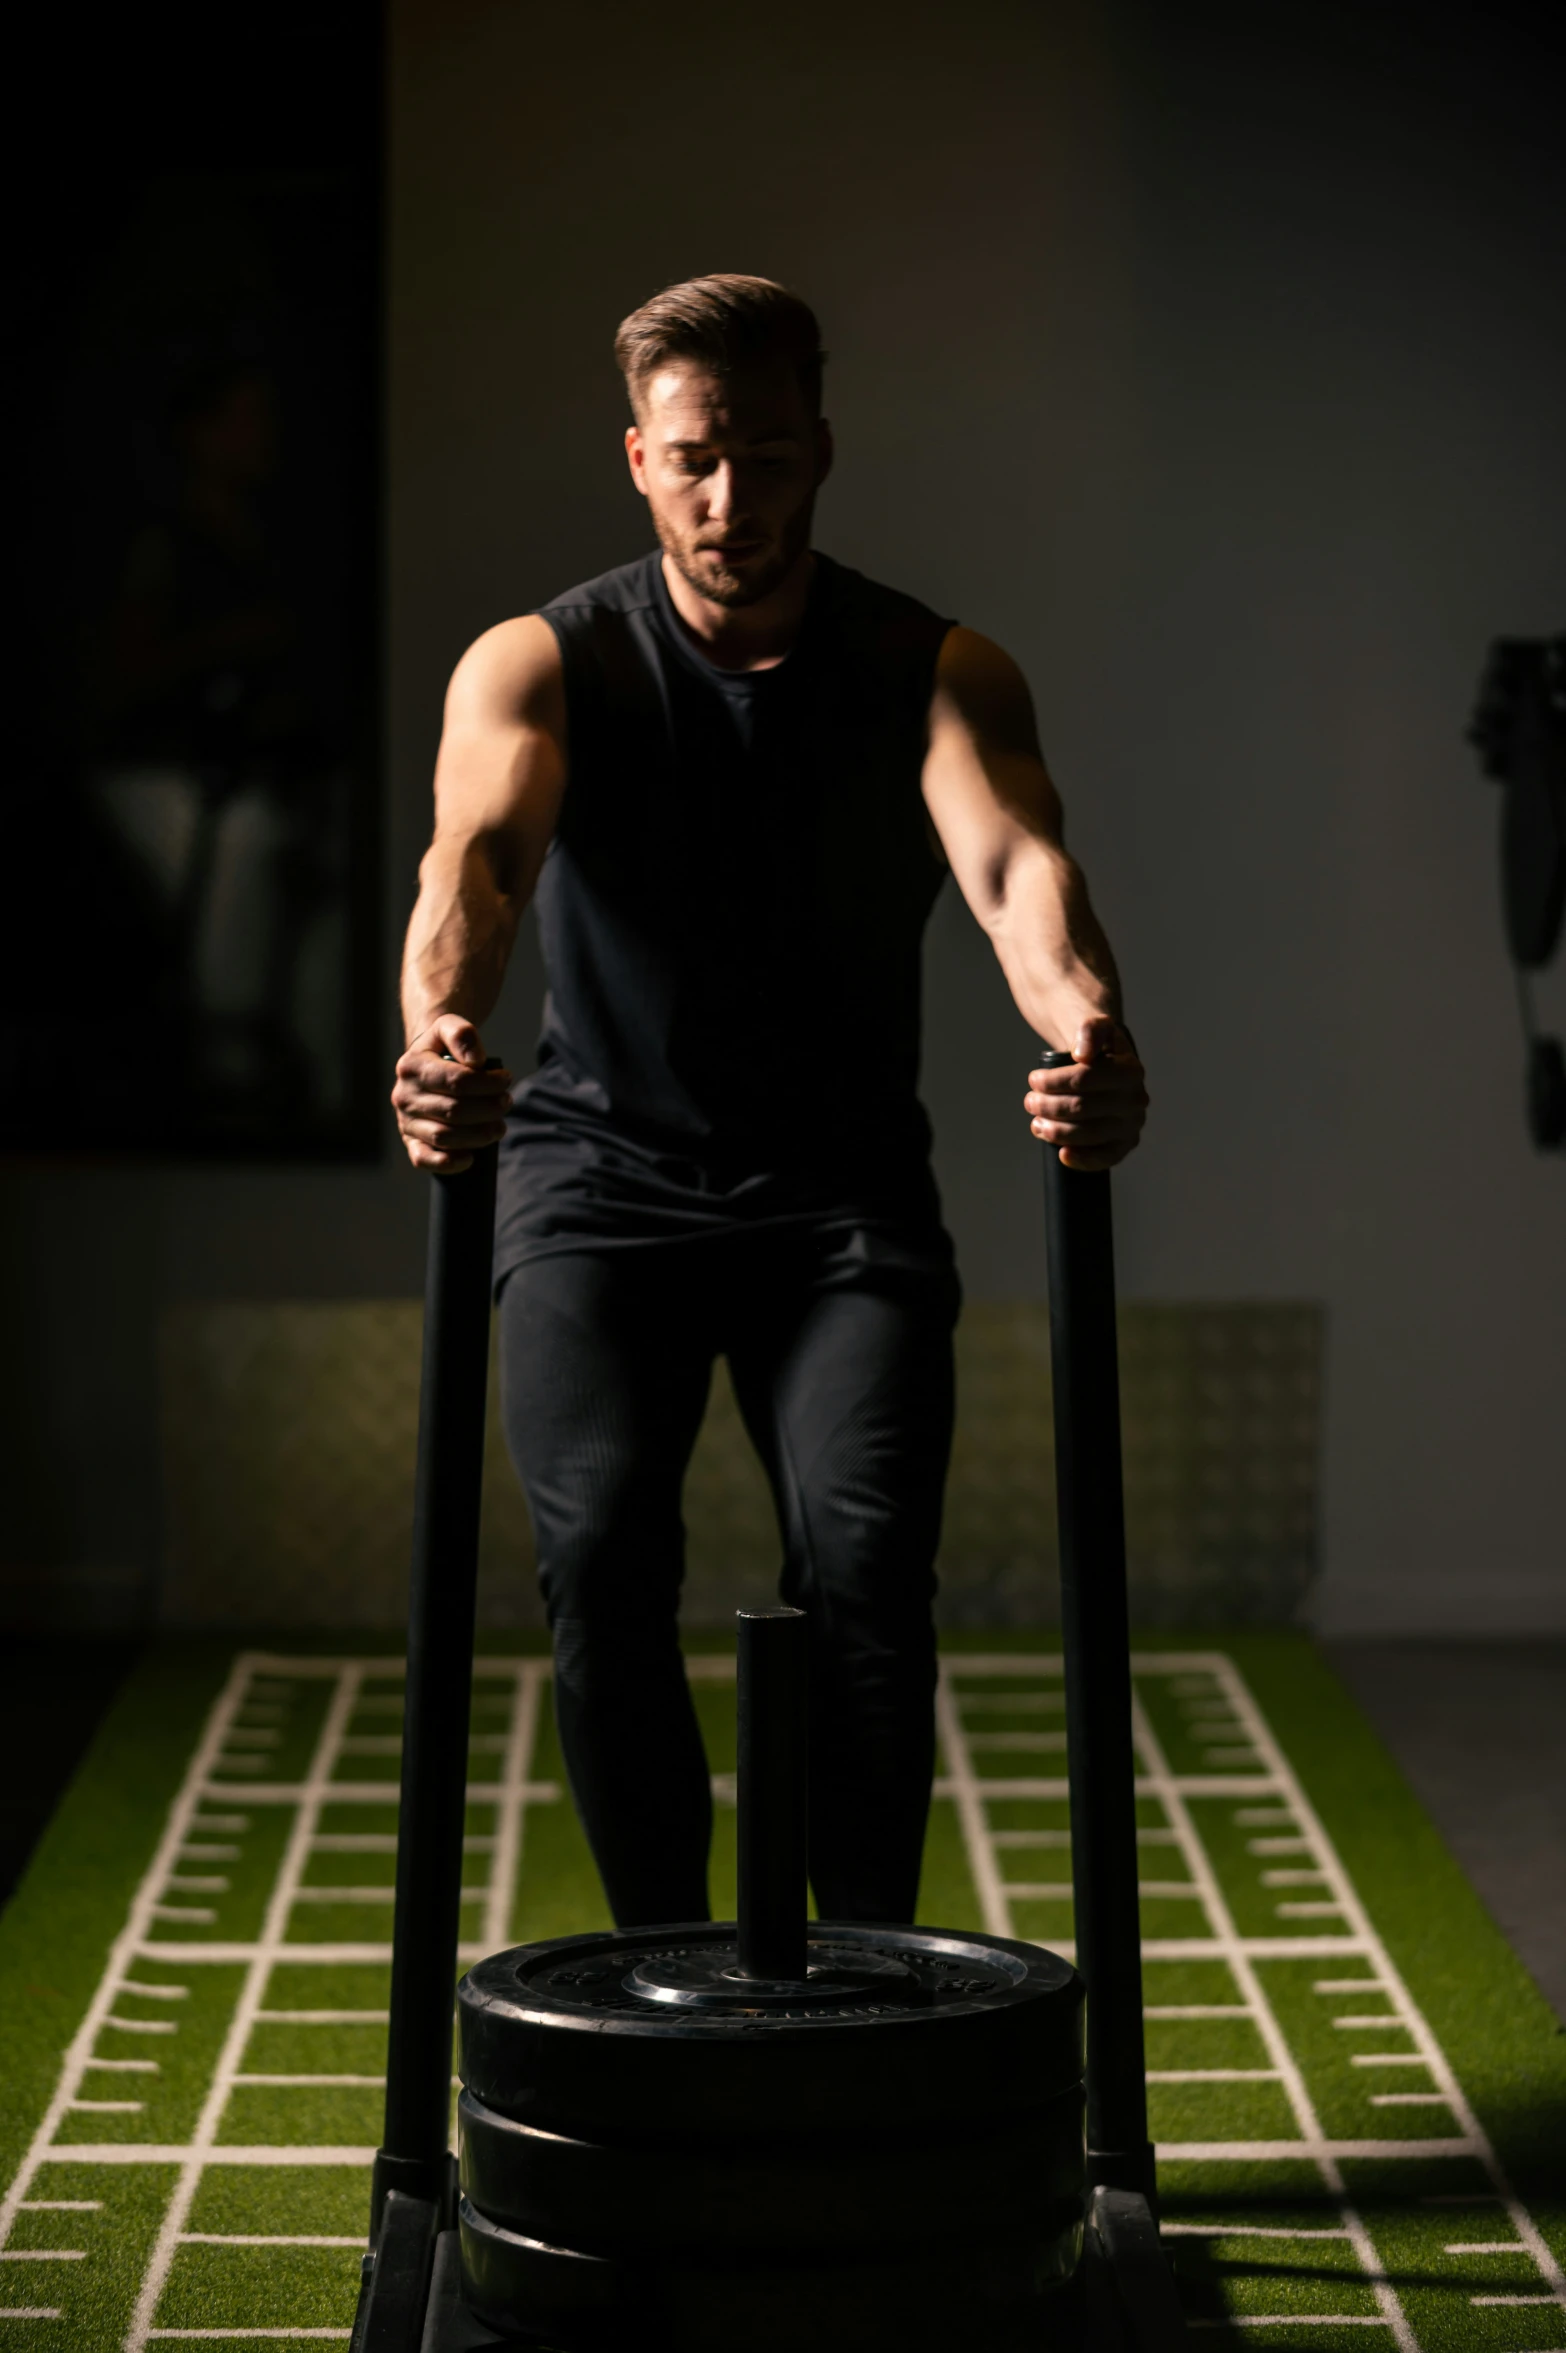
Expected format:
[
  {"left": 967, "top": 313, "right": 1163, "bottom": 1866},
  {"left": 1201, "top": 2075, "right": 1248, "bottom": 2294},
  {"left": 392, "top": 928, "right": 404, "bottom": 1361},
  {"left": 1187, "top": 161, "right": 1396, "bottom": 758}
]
[{"left": 6, "top": 8, "right": 382, "bottom": 1158}]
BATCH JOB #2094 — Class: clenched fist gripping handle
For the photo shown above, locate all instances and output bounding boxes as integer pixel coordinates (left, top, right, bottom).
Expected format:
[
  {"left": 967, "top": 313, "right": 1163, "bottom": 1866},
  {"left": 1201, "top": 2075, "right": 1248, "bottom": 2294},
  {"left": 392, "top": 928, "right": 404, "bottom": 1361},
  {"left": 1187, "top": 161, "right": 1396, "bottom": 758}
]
[{"left": 1038, "top": 1047, "right": 1157, "bottom": 2209}]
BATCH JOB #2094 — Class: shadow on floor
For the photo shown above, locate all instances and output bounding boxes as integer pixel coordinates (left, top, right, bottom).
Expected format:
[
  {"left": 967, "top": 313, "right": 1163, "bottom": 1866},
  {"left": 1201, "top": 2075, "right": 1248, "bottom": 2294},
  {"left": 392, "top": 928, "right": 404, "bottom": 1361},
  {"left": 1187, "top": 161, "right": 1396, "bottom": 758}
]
[{"left": 0, "top": 1636, "right": 142, "bottom": 1910}]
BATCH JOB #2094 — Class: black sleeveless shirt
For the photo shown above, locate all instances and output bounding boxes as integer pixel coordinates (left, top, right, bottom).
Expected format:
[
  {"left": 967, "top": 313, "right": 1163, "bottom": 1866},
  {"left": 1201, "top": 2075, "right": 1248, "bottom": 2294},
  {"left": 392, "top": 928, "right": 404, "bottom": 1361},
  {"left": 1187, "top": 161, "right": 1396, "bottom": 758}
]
[{"left": 494, "top": 550, "right": 956, "bottom": 1277}]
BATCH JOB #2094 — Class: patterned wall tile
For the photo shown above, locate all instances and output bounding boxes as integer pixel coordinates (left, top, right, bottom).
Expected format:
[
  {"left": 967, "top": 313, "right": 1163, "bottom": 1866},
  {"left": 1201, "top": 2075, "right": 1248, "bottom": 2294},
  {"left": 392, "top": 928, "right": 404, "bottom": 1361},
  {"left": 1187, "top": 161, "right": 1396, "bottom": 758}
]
[{"left": 159, "top": 1299, "right": 1321, "bottom": 1627}]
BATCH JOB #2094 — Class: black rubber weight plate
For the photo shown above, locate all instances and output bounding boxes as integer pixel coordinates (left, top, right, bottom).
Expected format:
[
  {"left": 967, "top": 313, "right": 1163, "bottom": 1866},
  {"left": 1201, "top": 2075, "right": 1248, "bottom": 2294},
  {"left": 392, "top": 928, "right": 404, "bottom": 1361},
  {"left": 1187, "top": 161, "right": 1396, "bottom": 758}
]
[
  {"left": 459, "top": 1922, "right": 1083, "bottom": 2141},
  {"left": 459, "top": 2195, "right": 1083, "bottom": 2353},
  {"left": 459, "top": 2079, "right": 1084, "bottom": 2256}
]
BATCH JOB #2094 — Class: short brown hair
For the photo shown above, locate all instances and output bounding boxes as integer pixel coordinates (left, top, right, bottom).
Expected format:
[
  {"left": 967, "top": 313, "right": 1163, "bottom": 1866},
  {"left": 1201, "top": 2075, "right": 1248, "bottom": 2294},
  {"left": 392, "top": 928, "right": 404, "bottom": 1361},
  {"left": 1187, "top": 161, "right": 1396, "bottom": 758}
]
[{"left": 613, "top": 275, "right": 826, "bottom": 418}]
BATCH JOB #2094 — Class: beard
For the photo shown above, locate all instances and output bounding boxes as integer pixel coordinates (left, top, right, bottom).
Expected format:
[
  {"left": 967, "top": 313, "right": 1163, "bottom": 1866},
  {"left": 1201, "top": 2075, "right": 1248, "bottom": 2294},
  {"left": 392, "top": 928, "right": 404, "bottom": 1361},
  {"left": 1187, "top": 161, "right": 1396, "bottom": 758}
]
[{"left": 656, "top": 493, "right": 815, "bottom": 610}]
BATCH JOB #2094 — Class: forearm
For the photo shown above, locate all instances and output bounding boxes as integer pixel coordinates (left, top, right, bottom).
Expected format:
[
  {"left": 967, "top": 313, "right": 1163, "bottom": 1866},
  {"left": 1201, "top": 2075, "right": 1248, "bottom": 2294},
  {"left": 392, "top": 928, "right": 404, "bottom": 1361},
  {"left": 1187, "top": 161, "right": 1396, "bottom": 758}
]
[
  {"left": 985, "top": 836, "right": 1123, "bottom": 1047},
  {"left": 400, "top": 834, "right": 521, "bottom": 1047}
]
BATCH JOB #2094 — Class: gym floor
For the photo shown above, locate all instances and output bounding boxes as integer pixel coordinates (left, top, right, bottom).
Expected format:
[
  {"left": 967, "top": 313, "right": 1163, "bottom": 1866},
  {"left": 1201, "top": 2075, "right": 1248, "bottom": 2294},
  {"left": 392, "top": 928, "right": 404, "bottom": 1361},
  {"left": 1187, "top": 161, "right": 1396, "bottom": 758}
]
[
  {"left": 4, "top": 1634, "right": 1563, "bottom": 2029},
  {"left": 1328, "top": 1639, "right": 1566, "bottom": 2029},
  {"left": 2, "top": 1630, "right": 1562, "bottom": 2347},
  {"left": 0, "top": 1641, "right": 142, "bottom": 1917}
]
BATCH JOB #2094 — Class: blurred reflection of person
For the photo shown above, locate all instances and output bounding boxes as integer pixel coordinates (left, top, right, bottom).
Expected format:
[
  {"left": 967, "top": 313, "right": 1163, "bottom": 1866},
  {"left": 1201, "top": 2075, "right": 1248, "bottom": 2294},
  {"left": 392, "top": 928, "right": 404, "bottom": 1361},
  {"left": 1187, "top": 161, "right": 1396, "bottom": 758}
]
[{"left": 90, "top": 359, "right": 347, "bottom": 1126}]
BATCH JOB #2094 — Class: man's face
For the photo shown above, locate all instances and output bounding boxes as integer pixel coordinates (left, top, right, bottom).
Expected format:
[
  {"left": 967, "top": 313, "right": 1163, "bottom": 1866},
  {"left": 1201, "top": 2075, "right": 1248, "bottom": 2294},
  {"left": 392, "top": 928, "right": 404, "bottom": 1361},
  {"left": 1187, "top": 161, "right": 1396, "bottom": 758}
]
[{"left": 626, "top": 361, "right": 832, "bottom": 609}]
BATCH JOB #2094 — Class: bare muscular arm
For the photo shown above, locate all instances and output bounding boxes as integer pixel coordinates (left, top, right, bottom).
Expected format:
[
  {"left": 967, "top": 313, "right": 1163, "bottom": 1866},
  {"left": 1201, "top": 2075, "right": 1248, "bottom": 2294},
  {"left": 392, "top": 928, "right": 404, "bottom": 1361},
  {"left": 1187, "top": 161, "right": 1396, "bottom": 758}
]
[
  {"left": 922, "top": 626, "right": 1148, "bottom": 1170},
  {"left": 391, "top": 615, "right": 567, "bottom": 1171}
]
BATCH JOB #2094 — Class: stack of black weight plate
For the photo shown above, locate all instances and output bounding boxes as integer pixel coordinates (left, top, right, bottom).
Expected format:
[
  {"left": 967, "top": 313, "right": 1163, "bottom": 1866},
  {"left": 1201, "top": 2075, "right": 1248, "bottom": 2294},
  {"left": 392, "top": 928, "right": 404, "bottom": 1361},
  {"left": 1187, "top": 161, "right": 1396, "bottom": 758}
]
[{"left": 457, "top": 1919, "right": 1085, "bottom": 2353}]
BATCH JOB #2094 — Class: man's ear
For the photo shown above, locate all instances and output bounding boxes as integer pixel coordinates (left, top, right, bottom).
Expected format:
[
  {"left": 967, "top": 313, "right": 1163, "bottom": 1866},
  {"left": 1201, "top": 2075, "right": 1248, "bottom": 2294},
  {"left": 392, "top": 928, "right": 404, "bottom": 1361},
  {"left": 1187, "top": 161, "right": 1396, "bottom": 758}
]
[
  {"left": 624, "top": 424, "right": 649, "bottom": 498},
  {"left": 814, "top": 418, "right": 835, "bottom": 488}
]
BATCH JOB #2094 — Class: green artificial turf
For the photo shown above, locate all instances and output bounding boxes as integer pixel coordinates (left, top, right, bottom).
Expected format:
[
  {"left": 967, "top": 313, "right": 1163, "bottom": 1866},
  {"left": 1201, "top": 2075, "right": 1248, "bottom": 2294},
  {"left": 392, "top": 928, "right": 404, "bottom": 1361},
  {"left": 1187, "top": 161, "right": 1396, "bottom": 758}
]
[{"left": 0, "top": 1632, "right": 1561, "bottom": 2351}]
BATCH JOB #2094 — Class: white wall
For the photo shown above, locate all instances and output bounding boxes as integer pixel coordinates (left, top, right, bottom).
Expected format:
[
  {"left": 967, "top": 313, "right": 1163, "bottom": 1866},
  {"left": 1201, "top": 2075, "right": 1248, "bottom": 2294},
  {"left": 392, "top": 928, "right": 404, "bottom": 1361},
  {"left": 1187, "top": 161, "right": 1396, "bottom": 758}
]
[
  {"left": 390, "top": 0, "right": 1566, "bottom": 1631},
  {"left": 3, "top": 0, "right": 1560, "bottom": 1632}
]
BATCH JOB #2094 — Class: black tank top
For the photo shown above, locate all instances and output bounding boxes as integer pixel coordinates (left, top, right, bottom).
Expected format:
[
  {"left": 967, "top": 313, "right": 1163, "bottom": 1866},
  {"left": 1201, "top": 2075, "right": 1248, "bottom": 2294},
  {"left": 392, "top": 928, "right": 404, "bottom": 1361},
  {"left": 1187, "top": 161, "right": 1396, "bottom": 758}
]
[{"left": 495, "top": 549, "right": 956, "bottom": 1274}]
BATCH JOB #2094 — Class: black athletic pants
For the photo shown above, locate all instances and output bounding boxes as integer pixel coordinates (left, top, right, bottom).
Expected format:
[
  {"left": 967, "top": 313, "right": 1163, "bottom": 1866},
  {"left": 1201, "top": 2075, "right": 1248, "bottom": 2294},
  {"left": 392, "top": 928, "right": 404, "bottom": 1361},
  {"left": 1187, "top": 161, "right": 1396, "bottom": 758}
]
[{"left": 497, "top": 1229, "right": 958, "bottom": 1928}]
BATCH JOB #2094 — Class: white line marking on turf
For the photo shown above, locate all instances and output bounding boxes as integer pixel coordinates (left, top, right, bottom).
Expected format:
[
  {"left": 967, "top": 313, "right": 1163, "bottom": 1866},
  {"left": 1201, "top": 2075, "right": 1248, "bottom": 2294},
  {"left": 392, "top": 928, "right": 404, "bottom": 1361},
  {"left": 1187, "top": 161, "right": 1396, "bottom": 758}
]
[
  {"left": 1447, "top": 2242, "right": 1533, "bottom": 2254},
  {"left": 231, "top": 2076, "right": 384, "bottom": 2089},
  {"left": 1163, "top": 2225, "right": 1351, "bottom": 2239},
  {"left": 0, "top": 2312, "right": 64, "bottom": 2321},
  {"left": 1158, "top": 2141, "right": 1472, "bottom": 2161},
  {"left": 483, "top": 1660, "right": 543, "bottom": 1957},
  {"left": 1209, "top": 1651, "right": 1566, "bottom": 2320},
  {"left": 290, "top": 1887, "right": 456, "bottom": 1904},
  {"left": 936, "top": 1652, "right": 1566, "bottom": 2339},
  {"left": 188, "top": 1782, "right": 559, "bottom": 1806},
  {"left": 125, "top": 1660, "right": 366, "bottom": 2353},
  {"left": 19, "top": 2204, "right": 101, "bottom": 2212},
  {"left": 931, "top": 1773, "right": 1288, "bottom": 1800},
  {"left": 132, "top": 1944, "right": 402, "bottom": 1964},
  {"left": 0, "top": 1649, "right": 545, "bottom": 2338},
  {"left": 307, "top": 1835, "right": 495, "bottom": 1854},
  {"left": 177, "top": 2236, "right": 365, "bottom": 2248},
  {"left": 15, "top": 1645, "right": 1564, "bottom": 2343},
  {"left": 933, "top": 1670, "right": 1010, "bottom": 1937},
  {"left": 1156, "top": 2145, "right": 1476, "bottom": 2155},
  {"left": 1146, "top": 2007, "right": 1253, "bottom": 2020},
  {"left": 253, "top": 2013, "right": 389, "bottom": 2026},
  {"left": 0, "top": 2251, "right": 88, "bottom": 2260},
  {"left": 1146, "top": 2070, "right": 1280, "bottom": 2083},
  {"left": 38, "top": 2149, "right": 377, "bottom": 2167},
  {"left": 1127, "top": 1679, "right": 1422, "bottom": 2353}
]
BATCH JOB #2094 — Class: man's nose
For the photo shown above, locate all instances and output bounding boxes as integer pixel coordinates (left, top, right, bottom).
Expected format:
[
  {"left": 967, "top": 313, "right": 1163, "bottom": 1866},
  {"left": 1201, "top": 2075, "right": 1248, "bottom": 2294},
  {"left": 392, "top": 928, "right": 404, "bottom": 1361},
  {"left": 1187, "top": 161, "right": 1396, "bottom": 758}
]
[{"left": 704, "top": 461, "right": 737, "bottom": 521}]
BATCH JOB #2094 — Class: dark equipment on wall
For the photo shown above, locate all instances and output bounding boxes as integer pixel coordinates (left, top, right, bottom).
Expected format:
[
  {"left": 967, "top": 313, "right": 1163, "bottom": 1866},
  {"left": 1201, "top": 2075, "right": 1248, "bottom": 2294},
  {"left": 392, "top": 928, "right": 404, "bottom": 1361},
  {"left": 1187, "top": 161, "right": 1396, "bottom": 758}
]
[
  {"left": 1467, "top": 635, "right": 1566, "bottom": 1149},
  {"left": 350, "top": 1105, "right": 1186, "bottom": 2349}
]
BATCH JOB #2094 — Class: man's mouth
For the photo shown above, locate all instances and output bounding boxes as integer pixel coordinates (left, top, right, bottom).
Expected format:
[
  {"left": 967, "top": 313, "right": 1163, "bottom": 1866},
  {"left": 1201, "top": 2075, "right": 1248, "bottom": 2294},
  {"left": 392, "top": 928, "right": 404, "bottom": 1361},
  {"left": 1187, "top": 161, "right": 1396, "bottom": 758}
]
[{"left": 701, "top": 539, "right": 764, "bottom": 562}]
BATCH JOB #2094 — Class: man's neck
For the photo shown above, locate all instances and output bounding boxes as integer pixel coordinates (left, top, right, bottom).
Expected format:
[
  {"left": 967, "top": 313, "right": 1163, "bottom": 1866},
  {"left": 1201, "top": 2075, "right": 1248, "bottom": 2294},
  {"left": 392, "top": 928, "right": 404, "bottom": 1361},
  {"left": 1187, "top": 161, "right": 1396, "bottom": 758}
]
[{"left": 659, "top": 549, "right": 815, "bottom": 673}]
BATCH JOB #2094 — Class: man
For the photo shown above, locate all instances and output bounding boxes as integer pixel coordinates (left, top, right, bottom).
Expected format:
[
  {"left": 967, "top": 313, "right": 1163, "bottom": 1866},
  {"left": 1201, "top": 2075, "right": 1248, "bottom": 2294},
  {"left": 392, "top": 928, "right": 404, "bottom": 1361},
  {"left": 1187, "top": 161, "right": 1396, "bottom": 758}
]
[{"left": 392, "top": 275, "right": 1147, "bottom": 1932}]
